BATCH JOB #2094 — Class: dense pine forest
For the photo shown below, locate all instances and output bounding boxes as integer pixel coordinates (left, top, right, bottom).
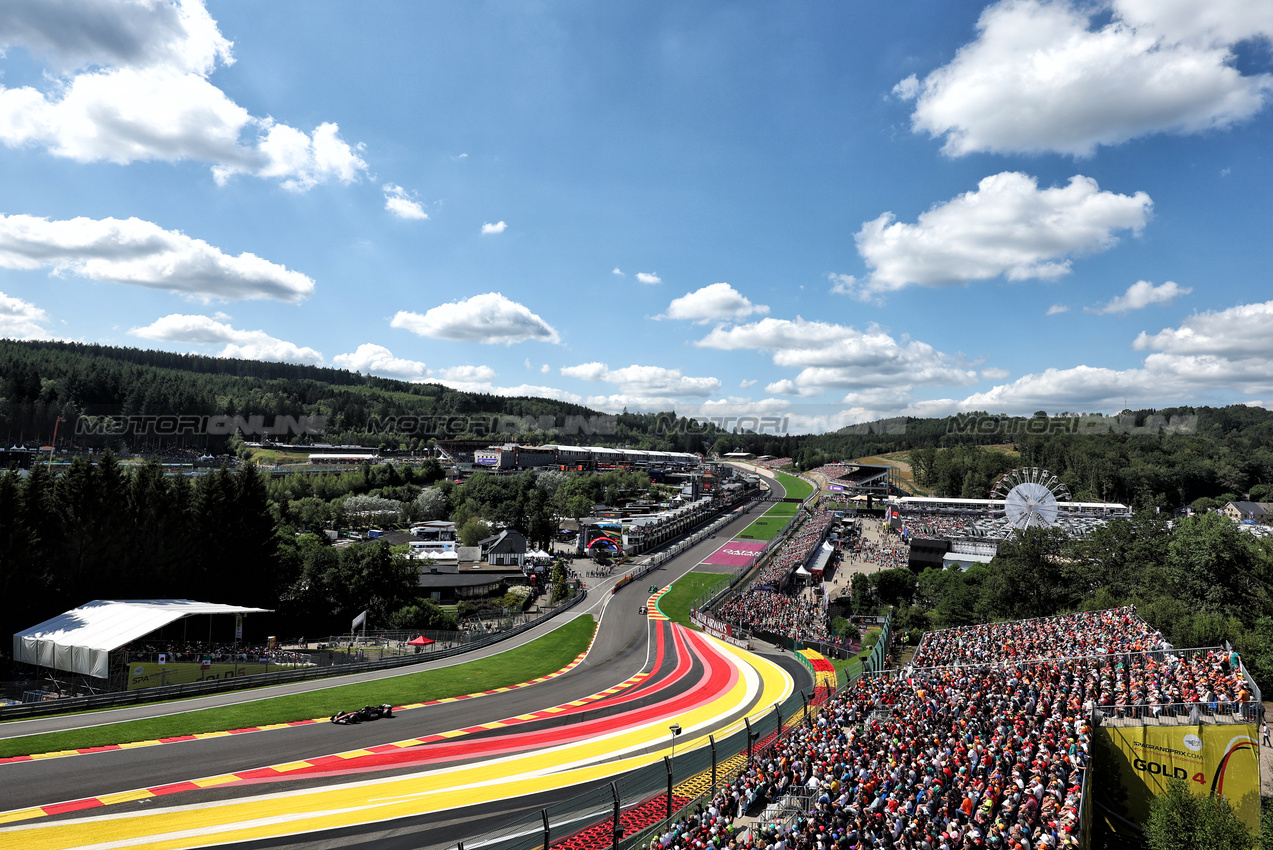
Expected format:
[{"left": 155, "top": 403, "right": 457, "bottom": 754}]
[{"left": 0, "top": 339, "right": 712, "bottom": 453}]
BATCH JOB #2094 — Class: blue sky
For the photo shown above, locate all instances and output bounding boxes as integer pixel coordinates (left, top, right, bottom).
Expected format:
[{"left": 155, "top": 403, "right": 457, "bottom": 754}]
[{"left": 1, "top": 0, "right": 1272, "bottom": 433}]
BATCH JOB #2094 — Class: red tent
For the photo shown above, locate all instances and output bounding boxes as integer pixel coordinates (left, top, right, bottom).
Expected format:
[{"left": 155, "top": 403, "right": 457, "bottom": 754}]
[{"left": 408, "top": 635, "right": 434, "bottom": 646}]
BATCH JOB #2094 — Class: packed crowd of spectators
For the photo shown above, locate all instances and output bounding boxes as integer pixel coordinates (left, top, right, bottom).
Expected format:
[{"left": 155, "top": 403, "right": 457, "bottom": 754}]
[
  {"left": 716, "top": 589, "right": 831, "bottom": 643},
  {"left": 129, "top": 444, "right": 219, "bottom": 462},
  {"left": 809, "top": 463, "right": 856, "bottom": 481},
  {"left": 124, "top": 641, "right": 310, "bottom": 666},
  {"left": 910, "top": 608, "right": 1167, "bottom": 667},
  {"left": 753, "top": 507, "right": 834, "bottom": 588},
  {"left": 844, "top": 536, "right": 910, "bottom": 572},
  {"left": 959, "top": 515, "right": 1108, "bottom": 542},
  {"left": 900, "top": 515, "right": 974, "bottom": 542},
  {"left": 648, "top": 662, "right": 1088, "bottom": 849},
  {"left": 890, "top": 504, "right": 1118, "bottom": 545},
  {"left": 809, "top": 464, "right": 886, "bottom": 487},
  {"left": 643, "top": 608, "right": 1217, "bottom": 850}
]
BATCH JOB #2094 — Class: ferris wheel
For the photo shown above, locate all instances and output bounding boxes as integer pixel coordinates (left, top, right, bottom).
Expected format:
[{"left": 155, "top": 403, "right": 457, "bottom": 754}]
[{"left": 991, "top": 467, "right": 1072, "bottom": 531}]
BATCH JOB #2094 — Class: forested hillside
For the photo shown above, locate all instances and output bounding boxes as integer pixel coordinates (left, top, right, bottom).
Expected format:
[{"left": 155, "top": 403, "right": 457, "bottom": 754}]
[
  {"left": 0, "top": 340, "right": 711, "bottom": 453},
  {"left": 717, "top": 407, "right": 1273, "bottom": 511},
  {"left": 0, "top": 457, "right": 283, "bottom": 647},
  {"left": 904, "top": 413, "right": 1273, "bottom": 509}
]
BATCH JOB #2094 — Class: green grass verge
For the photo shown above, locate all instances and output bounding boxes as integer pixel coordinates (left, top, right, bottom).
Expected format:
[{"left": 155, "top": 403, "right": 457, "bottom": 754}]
[
  {"left": 736, "top": 502, "right": 801, "bottom": 540},
  {"left": 774, "top": 471, "right": 814, "bottom": 501},
  {"left": 830, "top": 656, "right": 864, "bottom": 687},
  {"left": 658, "top": 572, "right": 730, "bottom": 629},
  {"left": 247, "top": 447, "right": 313, "bottom": 465},
  {"left": 0, "top": 616, "right": 596, "bottom": 759},
  {"left": 735, "top": 519, "right": 787, "bottom": 541}
]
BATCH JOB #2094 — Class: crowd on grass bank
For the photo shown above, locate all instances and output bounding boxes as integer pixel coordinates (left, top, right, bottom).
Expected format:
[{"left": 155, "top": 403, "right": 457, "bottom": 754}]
[{"left": 643, "top": 607, "right": 1254, "bottom": 850}]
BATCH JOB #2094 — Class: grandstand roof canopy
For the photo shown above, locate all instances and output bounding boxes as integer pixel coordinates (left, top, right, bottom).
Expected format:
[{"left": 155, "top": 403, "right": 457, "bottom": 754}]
[{"left": 13, "top": 600, "right": 271, "bottom": 679}]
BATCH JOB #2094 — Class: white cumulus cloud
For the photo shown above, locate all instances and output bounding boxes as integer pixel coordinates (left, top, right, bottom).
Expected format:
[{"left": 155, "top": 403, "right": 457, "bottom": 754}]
[
  {"left": 0, "top": 290, "right": 51, "bottom": 338},
  {"left": 391, "top": 292, "right": 560, "bottom": 345},
  {"left": 481, "top": 220, "right": 507, "bottom": 235},
  {"left": 1047, "top": 304, "right": 1070, "bottom": 315},
  {"left": 892, "top": 74, "right": 920, "bottom": 101},
  {"left": 953, "top": 297, "right": 1273, "bottom": 413},
  {"left": 849, "top": 172, "right": 1151, "bottom": 298},
  {"left": 828, "top": 273, "right": 858, "bottom": 295},
  {"left": 435, "top": 379, "right": 583, "bottom": 405},
  {"left": 1088, "top": 280, "right": 1191, "bottom": 314},
  {"left": 382, "top": 184, "right": 428, "bottom": 220},
  {"left": 0, "top": 0, "right": 367, "bottom": 190},
  {"left": 437, "top": 364, "right": 497, "bottom": 382},
  {"left": 905, "top": 0, "right": 1273, "bottom": 157},
  {"left": 1134, "top": 300, "right": 1273, "bottom": 358},
  {"left": 636, "top": 272, "right": 662, "bottom": 285},
  {"left": 129, "top": 313, "right": 323, "bottom": 364},
  {"left": 0, "top": 0, "right": 230, "bottom": 74},
  {"left": 333, "top": 343, "right": 428, "bottom": 381},
  {"left": 696, "top": 317, "right": 977, "bottom": 395},
  {"left": 0, "top": 213, "right": 315, "bottom": 301},
  {"left": 660, "top": 282, "right": 769, "bottom": 323},
  {"left": 561, "top": 362, "right": 722, "bottom": 398}
]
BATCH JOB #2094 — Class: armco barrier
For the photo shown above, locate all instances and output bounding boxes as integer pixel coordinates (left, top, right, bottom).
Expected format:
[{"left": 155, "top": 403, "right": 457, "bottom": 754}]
[{"left": 0, "top": 589, "right": 588, "bottom": 722}]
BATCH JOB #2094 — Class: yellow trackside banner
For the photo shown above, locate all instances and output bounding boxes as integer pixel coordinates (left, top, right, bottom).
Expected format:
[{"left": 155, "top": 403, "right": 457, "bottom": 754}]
[
  {"left": 127, "top": 662, "right": 256, "bottom": 689},
  {"left": 1100, "top": 723, "right": 1260, "bottom": 833}
]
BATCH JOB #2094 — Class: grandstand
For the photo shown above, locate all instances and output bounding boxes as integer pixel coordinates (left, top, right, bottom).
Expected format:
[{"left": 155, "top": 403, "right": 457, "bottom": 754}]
[
  {"left": 811, "top": 462, "right": 901, "bottom": 498},
  {"left": 889, "top": 496, "right": 1131, "bottom": 562},
  {"left": 563, "top": 607, "right": 1259, "bottom": 850}
]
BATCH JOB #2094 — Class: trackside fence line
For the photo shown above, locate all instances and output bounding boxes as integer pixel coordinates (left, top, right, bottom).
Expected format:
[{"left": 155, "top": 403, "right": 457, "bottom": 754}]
[{"left": 0, "top": 590, "right": 588, "bottom": 722}]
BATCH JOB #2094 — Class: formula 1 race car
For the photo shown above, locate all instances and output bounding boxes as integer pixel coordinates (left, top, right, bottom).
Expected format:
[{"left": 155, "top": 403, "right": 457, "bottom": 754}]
[{"left": 330, "top": 703, "right": 395, "bottom": 724}]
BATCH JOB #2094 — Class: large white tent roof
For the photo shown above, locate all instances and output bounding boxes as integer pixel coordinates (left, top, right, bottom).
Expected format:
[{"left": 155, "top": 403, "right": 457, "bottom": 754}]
[{"left": 13, "top": 600, "right": 271, "bottom": 679}]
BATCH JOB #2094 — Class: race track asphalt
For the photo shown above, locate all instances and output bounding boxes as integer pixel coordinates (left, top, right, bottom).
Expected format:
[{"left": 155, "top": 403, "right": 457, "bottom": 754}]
[{"left": 0, "top": 479, "right": 812, "bottom": 849}]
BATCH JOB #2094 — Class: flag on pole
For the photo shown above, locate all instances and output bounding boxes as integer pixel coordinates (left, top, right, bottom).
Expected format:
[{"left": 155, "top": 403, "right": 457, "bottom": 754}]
[{"left": 352, "top": 610, "right": 367, "bottom": 630}]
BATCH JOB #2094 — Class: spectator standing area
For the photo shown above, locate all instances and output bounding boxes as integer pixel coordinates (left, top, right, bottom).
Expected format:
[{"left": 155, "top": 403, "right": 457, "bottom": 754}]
[
  {"left": 628, "top": 607, "right": 1259, "bottom": 850},
  {"left": 12, "top": 599, "right": 274, "bottom": 695}
]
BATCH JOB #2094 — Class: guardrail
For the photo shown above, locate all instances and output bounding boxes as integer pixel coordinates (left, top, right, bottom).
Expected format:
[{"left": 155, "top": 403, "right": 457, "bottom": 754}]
[{"left": 0, "top": 590, "right": 588, "bottom": 722}]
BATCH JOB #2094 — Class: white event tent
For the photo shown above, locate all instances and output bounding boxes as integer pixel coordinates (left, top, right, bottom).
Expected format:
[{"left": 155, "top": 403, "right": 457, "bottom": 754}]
[{"left": 13, "top": 599, "right": 271, "bottom": 680}]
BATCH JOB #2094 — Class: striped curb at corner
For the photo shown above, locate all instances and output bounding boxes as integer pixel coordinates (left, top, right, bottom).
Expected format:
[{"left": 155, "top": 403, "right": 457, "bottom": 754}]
[{"left": 0, "top": 635, "right": 600, "bottom": 768}]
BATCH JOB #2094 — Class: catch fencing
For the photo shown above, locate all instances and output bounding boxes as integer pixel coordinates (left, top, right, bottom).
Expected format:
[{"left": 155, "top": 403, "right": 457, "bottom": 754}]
[
  {"left": 450, "top": 684, "right": 834, "bottom": 850},
  {"left": 451, "top": 611, "right": 892, "bottom": 850}
]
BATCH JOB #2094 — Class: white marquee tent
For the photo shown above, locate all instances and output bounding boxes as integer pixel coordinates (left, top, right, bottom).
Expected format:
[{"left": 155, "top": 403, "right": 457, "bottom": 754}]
[{"left": 13, "top": 600, "right": 271, "bottom": 680}]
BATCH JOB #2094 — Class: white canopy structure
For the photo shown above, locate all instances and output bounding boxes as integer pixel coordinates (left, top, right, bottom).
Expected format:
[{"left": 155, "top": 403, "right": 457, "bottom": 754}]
[{"left": 13, "top": 600, "right": 271, "bottom": 680}]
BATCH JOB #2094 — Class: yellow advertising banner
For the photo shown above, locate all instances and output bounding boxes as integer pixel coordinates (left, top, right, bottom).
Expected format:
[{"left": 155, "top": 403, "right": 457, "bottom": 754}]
[
  {"left": 126, "top": 661, "right": 257, "bottom": 690},
  {"left": 1100, "top": 723, "right": 1259, "bottom": 833}
]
